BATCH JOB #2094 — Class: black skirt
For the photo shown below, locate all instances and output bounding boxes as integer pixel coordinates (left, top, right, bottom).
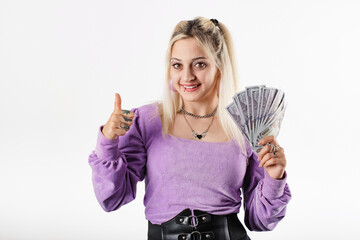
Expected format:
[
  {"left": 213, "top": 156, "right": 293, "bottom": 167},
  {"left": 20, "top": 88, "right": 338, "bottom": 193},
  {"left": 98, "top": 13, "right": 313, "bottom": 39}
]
[{"left": 148, "top": 208, "right": 250, "bottom": 240}]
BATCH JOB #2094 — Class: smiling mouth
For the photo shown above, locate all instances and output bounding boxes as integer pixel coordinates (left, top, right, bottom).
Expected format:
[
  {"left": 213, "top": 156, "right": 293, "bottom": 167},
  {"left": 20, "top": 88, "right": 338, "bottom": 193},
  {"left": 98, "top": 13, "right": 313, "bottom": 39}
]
[
  {"left": 182, "top": 84, "right": 201, "bottom": 92},
  {"left": 184, "top": 84, "right": 200, "bottom": 89}
]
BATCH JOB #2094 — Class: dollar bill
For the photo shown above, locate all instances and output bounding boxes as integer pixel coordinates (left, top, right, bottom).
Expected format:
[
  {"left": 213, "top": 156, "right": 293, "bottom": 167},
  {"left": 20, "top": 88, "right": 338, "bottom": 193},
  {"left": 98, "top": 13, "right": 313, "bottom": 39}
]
[{"left": 226, "top": 85, "right": 286, "bottom": 152}]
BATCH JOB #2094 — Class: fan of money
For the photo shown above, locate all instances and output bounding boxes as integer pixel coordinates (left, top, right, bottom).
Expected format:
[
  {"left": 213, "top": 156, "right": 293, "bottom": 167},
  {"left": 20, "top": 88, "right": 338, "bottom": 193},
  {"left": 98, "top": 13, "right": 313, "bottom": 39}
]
[{"left": 226, "top": 85, "right": 286, "bottom": 152}]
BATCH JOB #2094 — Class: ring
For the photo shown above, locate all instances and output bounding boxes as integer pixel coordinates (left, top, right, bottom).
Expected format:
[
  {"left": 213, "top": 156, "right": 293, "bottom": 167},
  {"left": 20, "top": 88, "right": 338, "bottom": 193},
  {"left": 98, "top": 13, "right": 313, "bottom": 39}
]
[{"left": 266, "top": 143, "right": 276, "bottom": 156}]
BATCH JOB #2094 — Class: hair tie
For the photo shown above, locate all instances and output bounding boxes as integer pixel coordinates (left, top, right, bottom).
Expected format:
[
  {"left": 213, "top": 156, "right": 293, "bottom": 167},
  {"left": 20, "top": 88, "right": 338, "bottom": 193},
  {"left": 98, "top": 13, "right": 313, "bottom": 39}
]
[
  {"left": 210, "top": 18, "right": 223, "bottom": 35},
  {"left": 210, "top": 18, "right": 219, "bottom": 27}
]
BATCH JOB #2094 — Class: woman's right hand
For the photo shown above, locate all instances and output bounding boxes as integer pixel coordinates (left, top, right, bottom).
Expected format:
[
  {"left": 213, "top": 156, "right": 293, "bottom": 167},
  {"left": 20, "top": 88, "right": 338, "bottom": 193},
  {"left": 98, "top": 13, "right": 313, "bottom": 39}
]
[{"left": 102, "top": 93, "right": 135, "bottom": 140}]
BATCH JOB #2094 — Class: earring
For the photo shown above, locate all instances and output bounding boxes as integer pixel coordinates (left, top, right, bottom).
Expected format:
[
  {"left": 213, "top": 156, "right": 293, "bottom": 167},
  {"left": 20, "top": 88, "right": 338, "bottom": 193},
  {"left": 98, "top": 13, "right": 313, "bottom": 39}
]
[{"left": 169, "top": 79, "right": 177, "bottom": 92}]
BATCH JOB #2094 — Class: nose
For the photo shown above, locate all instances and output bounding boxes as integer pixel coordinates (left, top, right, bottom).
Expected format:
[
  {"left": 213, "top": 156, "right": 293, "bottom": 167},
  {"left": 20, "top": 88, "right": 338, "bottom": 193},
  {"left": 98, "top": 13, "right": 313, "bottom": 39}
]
[{"left": 182, "top": 66, "right": 195, "bottom": 82}]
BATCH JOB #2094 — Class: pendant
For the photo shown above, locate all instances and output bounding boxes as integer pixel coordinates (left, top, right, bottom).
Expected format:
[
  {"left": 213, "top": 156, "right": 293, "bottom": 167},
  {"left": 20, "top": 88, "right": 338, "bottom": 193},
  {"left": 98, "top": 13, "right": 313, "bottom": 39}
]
[{"left": 193, "top": 132, "right": 206, "bottom": 140}]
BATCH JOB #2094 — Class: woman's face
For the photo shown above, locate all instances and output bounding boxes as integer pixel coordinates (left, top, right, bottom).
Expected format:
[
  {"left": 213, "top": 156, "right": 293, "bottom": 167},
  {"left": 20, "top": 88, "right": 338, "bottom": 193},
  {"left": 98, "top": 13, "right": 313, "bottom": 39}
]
[{"left": 170, "top": 38, "right": 220, "bottom": 104}]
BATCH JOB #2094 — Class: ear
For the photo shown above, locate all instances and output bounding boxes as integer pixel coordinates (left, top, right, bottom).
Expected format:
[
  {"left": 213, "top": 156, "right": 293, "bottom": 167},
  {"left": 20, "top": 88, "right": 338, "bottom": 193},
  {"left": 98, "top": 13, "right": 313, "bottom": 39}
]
[
  {"left": 216, "top": 69, "right": 221, "bottom": 80},
  {"left": 215, "top": 69, "right": 221, "bottom": 94},
  {"left": 169, "top": 78, "right": 177, "bottom": 92}
]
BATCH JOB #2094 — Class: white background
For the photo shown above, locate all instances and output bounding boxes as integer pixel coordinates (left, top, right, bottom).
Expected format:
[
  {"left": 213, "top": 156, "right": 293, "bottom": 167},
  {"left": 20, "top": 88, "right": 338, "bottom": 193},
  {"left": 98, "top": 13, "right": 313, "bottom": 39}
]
[{"left": 1, "top": 0, "right": 359, "bottom": 239}]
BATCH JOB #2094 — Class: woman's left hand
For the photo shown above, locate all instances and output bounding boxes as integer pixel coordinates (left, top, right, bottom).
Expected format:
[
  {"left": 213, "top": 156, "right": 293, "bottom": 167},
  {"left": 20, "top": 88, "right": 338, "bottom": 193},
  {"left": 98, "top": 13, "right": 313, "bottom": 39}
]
[{"left": 257, "top": 136, "right": 286, "bottom": 180}]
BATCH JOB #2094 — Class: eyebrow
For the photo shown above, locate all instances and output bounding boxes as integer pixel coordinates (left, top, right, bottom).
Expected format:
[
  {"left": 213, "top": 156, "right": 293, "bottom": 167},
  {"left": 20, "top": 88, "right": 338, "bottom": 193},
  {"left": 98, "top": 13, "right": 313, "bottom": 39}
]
[{"left": 170, "top": 57, "right": 207, "bottom": 62}]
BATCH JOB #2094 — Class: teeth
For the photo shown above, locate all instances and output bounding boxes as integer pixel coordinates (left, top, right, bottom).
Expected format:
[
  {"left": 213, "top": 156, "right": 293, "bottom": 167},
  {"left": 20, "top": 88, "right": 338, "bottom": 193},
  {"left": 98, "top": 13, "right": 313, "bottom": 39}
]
[{"left": 184, "top": 84, "right": 200, "bottom": 89}]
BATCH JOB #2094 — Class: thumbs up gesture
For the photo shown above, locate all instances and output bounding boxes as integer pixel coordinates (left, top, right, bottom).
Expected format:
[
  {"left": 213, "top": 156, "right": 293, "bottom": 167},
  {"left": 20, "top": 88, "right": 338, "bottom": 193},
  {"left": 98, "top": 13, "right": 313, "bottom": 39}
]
[{"left": 102, "top": 93, "right": 135, "bottom": 140}]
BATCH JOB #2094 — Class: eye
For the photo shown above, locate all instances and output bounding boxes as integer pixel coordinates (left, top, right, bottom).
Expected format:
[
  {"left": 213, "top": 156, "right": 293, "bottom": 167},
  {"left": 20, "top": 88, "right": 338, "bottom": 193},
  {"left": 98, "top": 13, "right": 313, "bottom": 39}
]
[
  {"left": 172, "top": 63, "right": 181, "bottom": 69},
  {"left": 194, "top": 62, "right": 207, "bottom": 68}
]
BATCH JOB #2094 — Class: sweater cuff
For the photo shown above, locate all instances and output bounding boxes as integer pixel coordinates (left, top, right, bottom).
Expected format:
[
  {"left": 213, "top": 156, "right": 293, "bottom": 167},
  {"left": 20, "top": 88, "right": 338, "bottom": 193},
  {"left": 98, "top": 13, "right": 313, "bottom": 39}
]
[
  {"left": 95, "top": 125, "right": 119, "bottom": 160},
  {"left": 262, "top": 170, "right": 287, "bottom": 200}
]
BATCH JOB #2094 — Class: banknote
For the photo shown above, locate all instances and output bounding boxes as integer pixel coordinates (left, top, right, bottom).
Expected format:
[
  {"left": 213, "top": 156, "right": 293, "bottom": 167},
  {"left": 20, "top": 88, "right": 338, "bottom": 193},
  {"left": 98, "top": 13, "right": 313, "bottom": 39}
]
[{"left": 226, "top": 85, "right": 286, "bottom": 152}]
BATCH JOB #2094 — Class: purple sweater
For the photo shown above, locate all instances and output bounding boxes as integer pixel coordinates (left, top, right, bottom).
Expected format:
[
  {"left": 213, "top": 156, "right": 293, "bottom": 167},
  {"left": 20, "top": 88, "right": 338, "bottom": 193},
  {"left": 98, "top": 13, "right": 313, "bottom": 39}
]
[{"left": 88, "top": 103, "right": 291, "bottom": 231}]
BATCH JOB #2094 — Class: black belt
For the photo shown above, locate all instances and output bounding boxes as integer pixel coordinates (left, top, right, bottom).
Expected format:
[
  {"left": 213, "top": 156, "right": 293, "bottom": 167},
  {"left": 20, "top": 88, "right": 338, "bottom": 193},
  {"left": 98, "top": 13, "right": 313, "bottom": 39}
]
[{"left": 148, "top": 208, "right": 250, "bottom": 240}]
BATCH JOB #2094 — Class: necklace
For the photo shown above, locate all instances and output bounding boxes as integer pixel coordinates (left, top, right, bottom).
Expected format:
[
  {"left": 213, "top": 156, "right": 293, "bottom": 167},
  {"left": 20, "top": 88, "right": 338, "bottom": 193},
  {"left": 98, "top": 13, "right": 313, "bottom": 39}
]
[
  {"left": 180, "top": 107, "right": 217, "bottom": 118},
  {"left": 183, "top": 113, "right": 216, "bottom": 140}
]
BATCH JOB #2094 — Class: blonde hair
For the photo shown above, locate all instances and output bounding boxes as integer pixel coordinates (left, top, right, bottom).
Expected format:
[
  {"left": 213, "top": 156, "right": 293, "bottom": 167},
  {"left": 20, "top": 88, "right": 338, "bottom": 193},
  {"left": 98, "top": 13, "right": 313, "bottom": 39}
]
[{"left": 158, "top": 16, "right": 246, "bottom": 154}]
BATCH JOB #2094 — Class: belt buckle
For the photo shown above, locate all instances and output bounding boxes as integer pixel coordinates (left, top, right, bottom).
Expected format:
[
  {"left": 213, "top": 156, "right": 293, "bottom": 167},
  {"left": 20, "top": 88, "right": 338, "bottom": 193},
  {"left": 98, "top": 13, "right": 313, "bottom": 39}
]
[
  {"left": 190, "top": 230, "right": 201, "bottom": 240},
  {"left": 188, "top": 215, "right": 199, "bottom": 227}
]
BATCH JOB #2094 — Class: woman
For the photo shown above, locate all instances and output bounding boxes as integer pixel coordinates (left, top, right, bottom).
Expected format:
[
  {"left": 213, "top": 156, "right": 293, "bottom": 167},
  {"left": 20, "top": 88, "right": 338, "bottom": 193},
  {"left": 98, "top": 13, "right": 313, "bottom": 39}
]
[{"left": 88, "top": 17, "right": 291, "bottom": 240}]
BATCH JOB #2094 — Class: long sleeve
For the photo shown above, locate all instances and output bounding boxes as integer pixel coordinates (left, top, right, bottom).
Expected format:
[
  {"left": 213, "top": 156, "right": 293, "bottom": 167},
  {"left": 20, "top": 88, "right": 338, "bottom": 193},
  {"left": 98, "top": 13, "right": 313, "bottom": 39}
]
[
  {"left": 88, "top": 107, "right": 147, "bottom": 212},
  {"left": 242, "top": 145, "right": 292, "bottom": 231}
]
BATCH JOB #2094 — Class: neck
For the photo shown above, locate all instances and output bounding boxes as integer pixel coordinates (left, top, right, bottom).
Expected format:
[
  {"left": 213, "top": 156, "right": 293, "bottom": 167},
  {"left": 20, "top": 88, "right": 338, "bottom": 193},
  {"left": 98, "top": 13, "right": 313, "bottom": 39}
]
[{"left": 181, "top": 96, "right": 219, "bottom": 116}]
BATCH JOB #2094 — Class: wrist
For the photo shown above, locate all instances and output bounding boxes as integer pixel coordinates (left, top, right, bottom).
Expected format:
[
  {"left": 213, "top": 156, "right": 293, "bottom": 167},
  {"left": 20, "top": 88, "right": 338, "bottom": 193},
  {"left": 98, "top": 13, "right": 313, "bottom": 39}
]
[
  {"left": 262, "top": 170, "right": 288, "bottom": 199},
  {"left": 101, "top": 126, "right": 117, "bottom": 141},
  {"left": 268, "top": 169, "right": 285, "bottom": 180}
]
